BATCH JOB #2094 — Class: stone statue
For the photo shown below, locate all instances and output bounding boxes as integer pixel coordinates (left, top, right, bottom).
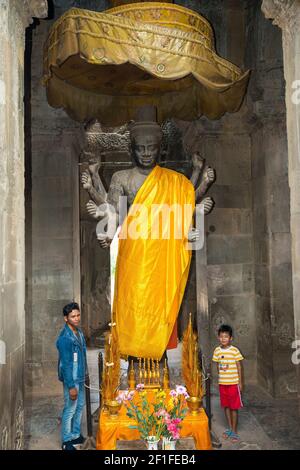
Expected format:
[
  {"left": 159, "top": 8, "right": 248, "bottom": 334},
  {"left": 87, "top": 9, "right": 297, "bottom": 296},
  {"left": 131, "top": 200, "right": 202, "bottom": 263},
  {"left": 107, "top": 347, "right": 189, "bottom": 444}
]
[
  {"left": 80, "top": 110, "right": 216, "bottom": 359},
  {"left": 81, "top": 129, "right": 215, "bottom": 248}
]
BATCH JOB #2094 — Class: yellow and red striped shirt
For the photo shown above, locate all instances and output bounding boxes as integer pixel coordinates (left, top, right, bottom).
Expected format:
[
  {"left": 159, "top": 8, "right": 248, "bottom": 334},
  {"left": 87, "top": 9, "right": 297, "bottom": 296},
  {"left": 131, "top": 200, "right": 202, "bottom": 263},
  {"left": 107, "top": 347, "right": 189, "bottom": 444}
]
[{"left": 212, "top": 345, "right": 243, "bottom": 385}]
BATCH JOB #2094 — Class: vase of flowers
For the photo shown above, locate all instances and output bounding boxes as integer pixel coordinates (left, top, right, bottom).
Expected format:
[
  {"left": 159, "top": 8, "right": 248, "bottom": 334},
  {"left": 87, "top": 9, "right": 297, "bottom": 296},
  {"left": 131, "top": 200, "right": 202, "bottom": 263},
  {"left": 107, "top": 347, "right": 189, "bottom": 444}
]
[
  {"left": 117, "top": 386, "right": 161, "bottom": 447},
  {"left": 154, "top": 385, "right": 188, "bottom": 449},
  {"left": 117, "top": 384, "right": 189, "bottom": 449}
]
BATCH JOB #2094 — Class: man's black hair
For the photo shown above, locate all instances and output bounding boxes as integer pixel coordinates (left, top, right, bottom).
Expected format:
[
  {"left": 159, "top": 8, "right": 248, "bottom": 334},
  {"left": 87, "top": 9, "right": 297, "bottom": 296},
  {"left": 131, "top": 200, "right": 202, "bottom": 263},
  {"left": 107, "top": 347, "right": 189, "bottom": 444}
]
[
  {"left": 218, "top": 324, "right": 233, "bottom": 337},
  {"left": 63, "top": 302, "right": 80, "bottom": 317}
]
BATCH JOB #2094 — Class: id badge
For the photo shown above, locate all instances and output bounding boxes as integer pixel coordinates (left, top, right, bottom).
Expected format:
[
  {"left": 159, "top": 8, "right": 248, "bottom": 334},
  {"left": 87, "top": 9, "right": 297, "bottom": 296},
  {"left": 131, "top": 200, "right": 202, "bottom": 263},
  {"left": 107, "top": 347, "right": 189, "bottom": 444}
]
[{"left": 74, "top": 352, "right": 78, "bottom": 362}]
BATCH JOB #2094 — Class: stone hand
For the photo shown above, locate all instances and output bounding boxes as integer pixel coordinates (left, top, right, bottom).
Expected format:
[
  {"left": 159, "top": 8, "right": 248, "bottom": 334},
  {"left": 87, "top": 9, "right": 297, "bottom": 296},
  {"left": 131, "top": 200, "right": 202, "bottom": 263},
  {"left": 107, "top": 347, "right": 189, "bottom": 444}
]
[
  {"left": 203, "top": 166, "right": 215, "bottom": 185},
  {"left": 86, "top": 200, "right": 104, "bottom": 219},
  {"left": 202, "top": 196, "right": 214, "bottom": 215},
  {"left": 192, "top": 152, "right": 205, "bottom": 170},
  {"left": 97, "top": 236, "right": 112, "bottom": 249},
  {"left": 81, "top": 170, "right": 93, "bottom": 191},
  {"left": 195, "top": 166, "right": 216, "bottom": 201},
  {"left": 188, "top": 227, "right": 200, "bottom": 242}
]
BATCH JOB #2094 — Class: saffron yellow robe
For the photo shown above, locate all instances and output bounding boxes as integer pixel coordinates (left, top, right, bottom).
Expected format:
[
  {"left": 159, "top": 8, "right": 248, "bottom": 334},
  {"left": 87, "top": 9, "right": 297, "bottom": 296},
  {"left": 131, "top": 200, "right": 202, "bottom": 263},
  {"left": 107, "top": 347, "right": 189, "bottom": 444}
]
[{"left": 114, "top": 165, "right": 195, "bottom": 359}]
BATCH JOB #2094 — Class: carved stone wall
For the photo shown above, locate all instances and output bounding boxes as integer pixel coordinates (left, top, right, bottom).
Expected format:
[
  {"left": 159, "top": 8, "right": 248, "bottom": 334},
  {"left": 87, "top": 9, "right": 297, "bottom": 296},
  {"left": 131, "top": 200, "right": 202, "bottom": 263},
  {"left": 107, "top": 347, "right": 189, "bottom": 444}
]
[
  {"left": 0, "top": 0, "right": 47, "bottom": 450},
  {"left": 248, "top": 1, "right": 296, "bottom": 397},
  {"left": 25, "top": 10, "right": 81, "bottom": 394},
  {"left": 177, "top": 0, "right": 296, "bottom": 396},
  {"left": 262, "top": 0, "right": 300, "bottom": 403},
  {"left": 25, "top": 0, "right": 296, "bottom": 400}
]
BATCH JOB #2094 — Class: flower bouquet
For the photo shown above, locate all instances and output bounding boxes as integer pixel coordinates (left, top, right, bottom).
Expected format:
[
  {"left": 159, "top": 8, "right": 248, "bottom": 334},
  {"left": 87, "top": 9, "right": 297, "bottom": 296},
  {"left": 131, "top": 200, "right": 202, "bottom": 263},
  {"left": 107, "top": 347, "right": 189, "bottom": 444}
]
[
  {"left": 153, "top": 385, "right": 189, "bottom": 449},
  {"left": 117, "top": 384, "right": 189, "bottom": 450}
]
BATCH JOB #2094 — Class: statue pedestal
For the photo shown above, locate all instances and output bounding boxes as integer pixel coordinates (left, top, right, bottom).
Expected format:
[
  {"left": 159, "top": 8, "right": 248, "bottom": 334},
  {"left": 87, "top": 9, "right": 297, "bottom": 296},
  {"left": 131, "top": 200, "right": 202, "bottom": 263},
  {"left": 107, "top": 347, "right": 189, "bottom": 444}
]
[{"left": 96, "top": 391, "right": 212, "bottom": 450}]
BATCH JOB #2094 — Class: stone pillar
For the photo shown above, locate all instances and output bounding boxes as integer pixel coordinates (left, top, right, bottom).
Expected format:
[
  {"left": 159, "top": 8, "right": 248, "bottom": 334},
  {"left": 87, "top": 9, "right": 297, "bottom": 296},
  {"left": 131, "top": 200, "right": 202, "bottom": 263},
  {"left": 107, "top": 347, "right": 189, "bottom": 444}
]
[
  {"left": 262, "top": 0, "right": 300, "bottom": 405},
  {"left": 0, "top": 0, "right": 47, "bottom": 449}
]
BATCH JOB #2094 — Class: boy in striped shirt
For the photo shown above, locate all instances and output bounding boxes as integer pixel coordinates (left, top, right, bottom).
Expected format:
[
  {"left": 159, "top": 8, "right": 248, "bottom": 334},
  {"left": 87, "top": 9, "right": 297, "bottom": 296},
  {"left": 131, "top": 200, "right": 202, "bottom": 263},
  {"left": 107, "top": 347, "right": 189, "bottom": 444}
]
[{"left": 212, "top": 324, "right": 244, "bottom": 443}]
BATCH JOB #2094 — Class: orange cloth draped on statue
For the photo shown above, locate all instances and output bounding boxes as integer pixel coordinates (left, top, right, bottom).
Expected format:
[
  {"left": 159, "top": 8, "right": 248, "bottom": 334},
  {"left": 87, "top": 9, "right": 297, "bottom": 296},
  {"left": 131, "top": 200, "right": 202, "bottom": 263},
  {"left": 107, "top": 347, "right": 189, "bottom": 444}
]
[
  {"left": 96, "top": 392, "right": 212, "bottom": 450},
  {"left": 113, "top": 165, "right": 195, "bottom": 359}
]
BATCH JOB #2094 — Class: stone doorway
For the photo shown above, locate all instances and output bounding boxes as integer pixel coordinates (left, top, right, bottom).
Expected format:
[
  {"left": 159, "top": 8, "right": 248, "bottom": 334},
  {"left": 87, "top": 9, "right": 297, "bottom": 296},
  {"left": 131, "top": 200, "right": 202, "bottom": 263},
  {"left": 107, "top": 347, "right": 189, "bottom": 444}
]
[{"left": 1, "top": 0, "right": 300, "bottom": 450}]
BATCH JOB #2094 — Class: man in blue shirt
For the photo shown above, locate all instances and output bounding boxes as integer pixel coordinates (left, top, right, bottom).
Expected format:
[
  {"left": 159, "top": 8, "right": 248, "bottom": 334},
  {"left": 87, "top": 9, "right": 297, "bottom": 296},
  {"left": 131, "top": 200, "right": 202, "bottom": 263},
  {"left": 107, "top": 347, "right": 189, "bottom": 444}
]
[{"left": 56, "top": 302, "right": 87, "bottom": 450}]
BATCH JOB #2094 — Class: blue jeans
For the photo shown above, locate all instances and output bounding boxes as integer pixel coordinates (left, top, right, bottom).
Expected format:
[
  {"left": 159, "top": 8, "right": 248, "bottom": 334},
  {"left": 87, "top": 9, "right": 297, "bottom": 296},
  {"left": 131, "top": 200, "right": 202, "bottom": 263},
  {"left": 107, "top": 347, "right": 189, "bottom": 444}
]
[{"left": 61, "top": 383, "right": 85, "bottom": 443}]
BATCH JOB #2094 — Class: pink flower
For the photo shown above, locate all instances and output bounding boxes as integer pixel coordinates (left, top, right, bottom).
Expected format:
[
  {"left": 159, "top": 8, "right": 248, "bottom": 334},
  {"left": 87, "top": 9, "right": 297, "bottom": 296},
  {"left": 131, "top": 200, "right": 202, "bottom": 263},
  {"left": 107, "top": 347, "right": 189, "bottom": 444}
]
[
  {"left": 156, "top": 409, "right": 170, "bottom": 420},
  {"left": 176, "top": 385, "right": 187, "bottom": 395},
  {"left": 171, "top": 418, "right": 181, "bottom": 425},
  {"left": 136, "top": 383, "right": 144, "bottom": 391},
  {"left": 169, "top": 389, "right": 178, "bottom": 397},
  {"left": 117, "top": 391, "right": 125, "bottom": 402},
  {"left": 167, "top": 423, "right": 178, "bottom": 432},
  {"left": 118, "top": 390, "right": 135, "bottom": 402}
]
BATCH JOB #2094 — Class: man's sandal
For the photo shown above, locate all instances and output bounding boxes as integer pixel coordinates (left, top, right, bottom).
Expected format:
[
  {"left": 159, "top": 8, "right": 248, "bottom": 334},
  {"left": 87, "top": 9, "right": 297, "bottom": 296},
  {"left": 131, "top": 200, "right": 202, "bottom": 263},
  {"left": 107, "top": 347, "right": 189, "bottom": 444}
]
[
  {"left": 222, "top": 429, "right": 232, "bottom": 439},
  {"left": 230, "top": 432, "right": 240, "bottom": 443}
]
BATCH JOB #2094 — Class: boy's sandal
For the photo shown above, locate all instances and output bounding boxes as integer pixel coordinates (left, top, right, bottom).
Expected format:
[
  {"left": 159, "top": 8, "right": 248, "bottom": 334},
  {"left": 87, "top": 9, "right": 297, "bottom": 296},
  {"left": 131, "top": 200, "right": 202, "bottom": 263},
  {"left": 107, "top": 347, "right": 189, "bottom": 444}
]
[
  {"left": 230, "top": 432, "right": 240, "bottom": 443},
  {"left": 222, "top": 429, "right": 232, "bottom": 439}
]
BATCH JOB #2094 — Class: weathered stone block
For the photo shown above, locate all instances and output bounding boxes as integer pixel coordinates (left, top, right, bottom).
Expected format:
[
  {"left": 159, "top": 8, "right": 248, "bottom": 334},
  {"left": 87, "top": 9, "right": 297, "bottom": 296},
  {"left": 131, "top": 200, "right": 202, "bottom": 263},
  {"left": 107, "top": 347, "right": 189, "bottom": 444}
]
[
  {"left": 32, "top": 176, "right": 73, "bottom": 209},
  {"left": 32, "top": 238, "right": 73, "bottom": 272},
  {"left": 206, "top": 208, "right": 252, "bottom": 235},
  {"left": 210, "top": 294, "right": 256, "bottom": 355},
  {"left": 207, "top": 235, "right": 253, "bottom": 265},
  {"left": 32, "top": 208, "right": 73, "bottom": 239},
  {"left": 252, "top": 176, "right": 267, "bottom": 208},
  {"left": 271, "top": 263, "right": 293, "bottom": 301},
  {"left": 202, "top": 135, "right": 251, "bottom": 185},
  {"left": 254, "top": 265, "right": 270, "bottom": 298},
  {"left": 209, "top": 184, "right": 252, "bottom": 208},
  {"left": 270, "top": 233, "right": 292, "bottom": 266},
  {"left": 254, "top": 235, "right": 269, "bottom": 264},
  {"left": 253, "top": 205, "right": 268, "bottom": 234},
  {"left": 263, "top": 125, "right": 288, "bottom": 177},
  {"left": 31, "top": 141, "right": 72, "bottom": 178},
  {"left": 208, "top": 263, "right": 254, "bottom": 296}
]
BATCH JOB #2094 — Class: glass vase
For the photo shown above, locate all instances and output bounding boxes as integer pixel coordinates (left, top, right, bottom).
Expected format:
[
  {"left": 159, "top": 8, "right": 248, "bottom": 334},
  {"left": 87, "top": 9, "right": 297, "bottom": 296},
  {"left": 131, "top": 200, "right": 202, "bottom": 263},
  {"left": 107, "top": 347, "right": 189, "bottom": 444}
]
[
  {"left": 145, "top": 436, "right": 160, "bottom": 450},
  {"left": 162, "top": 437, "right": 177, "bottom": 450}
]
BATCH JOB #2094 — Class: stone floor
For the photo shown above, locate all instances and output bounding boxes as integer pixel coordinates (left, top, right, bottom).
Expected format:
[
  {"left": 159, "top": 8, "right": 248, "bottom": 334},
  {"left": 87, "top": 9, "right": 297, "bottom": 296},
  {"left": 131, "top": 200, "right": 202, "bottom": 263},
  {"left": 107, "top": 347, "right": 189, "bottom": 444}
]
[{"left": 24, "top": 348, "right": 300, "bottom": 450}]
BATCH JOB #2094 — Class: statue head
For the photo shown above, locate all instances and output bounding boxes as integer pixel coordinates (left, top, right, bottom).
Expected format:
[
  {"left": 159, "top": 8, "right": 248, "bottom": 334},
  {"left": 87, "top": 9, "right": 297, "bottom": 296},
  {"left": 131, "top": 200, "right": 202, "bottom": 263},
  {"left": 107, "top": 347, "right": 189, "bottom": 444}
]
[{"left": 130, "top": 121, "right": 162, "bottom": 169}]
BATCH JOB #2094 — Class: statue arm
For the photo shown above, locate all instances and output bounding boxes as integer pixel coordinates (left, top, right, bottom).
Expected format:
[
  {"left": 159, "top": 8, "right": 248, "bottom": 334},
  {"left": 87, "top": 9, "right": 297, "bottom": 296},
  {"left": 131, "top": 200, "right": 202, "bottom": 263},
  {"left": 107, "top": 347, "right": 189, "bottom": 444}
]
[
  {"left": 189, "top": 153, "right": 216, "bottom": 216},
  {"left": 195, "top": 166, "right": 215, "bottom": 202},
  {"left": 190, "top": 152, "right": 205, "bottom": 187},
  {"left": 81, "top": 163, "right": 107, "bottom": 206},
  {"left": 107, "top": 171, "right": 125, "bottom": 219},
  {"left": 95, "top": 172, "right": 125, "bottom": 249}
]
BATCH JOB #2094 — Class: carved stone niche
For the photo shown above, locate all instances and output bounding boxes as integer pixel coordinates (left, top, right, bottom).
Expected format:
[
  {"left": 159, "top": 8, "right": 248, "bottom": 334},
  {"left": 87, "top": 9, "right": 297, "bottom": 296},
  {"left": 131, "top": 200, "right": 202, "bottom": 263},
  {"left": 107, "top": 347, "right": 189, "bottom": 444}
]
[
  {"left": 80, "top": 120, "right": 131, "bottom": 165},
  {"left": 80, "top": 119, "right": 188, "bottom": 169}
]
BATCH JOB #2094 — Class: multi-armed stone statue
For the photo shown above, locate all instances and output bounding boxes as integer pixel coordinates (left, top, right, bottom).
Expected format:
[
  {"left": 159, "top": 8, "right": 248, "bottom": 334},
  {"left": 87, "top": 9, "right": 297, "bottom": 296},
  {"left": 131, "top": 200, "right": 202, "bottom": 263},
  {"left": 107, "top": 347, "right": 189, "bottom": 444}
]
[{"left": 81, "top": 109, "right": 215, "bottom": 361}]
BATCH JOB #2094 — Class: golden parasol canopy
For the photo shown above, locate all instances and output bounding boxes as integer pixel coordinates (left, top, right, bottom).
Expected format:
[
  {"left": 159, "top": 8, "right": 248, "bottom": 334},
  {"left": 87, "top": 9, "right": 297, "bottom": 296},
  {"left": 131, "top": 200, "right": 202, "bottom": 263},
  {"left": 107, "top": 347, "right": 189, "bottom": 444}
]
[{"left": 43, "top": 2, "right": 250, "bottom": 125}]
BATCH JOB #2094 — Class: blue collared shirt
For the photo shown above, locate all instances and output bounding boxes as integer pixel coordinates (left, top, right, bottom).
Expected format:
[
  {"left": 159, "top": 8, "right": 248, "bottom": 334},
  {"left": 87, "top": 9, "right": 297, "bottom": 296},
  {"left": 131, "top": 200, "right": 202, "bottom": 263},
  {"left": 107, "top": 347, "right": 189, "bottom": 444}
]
[{"left": 56, "top": 324, "right": 87, "bottom": 389}]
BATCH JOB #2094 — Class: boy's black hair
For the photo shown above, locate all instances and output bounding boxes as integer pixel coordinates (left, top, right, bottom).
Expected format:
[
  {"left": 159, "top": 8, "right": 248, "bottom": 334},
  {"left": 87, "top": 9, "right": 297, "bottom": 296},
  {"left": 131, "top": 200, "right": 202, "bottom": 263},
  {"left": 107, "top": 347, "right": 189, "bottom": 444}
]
[
  {"left": 218, "top": 324, "right": 233, "bottom": 337},
  {"left": 63, "top": 302, "right": 80, "bottom": 317}
]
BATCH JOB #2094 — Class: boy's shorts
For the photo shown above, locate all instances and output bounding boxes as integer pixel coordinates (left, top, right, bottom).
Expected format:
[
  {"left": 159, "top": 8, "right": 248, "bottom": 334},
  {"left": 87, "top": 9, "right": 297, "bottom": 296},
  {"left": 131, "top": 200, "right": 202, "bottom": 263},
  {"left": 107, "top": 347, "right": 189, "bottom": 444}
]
[{"left": 219, "top": 384, "right": 243, "bottom": 410}]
